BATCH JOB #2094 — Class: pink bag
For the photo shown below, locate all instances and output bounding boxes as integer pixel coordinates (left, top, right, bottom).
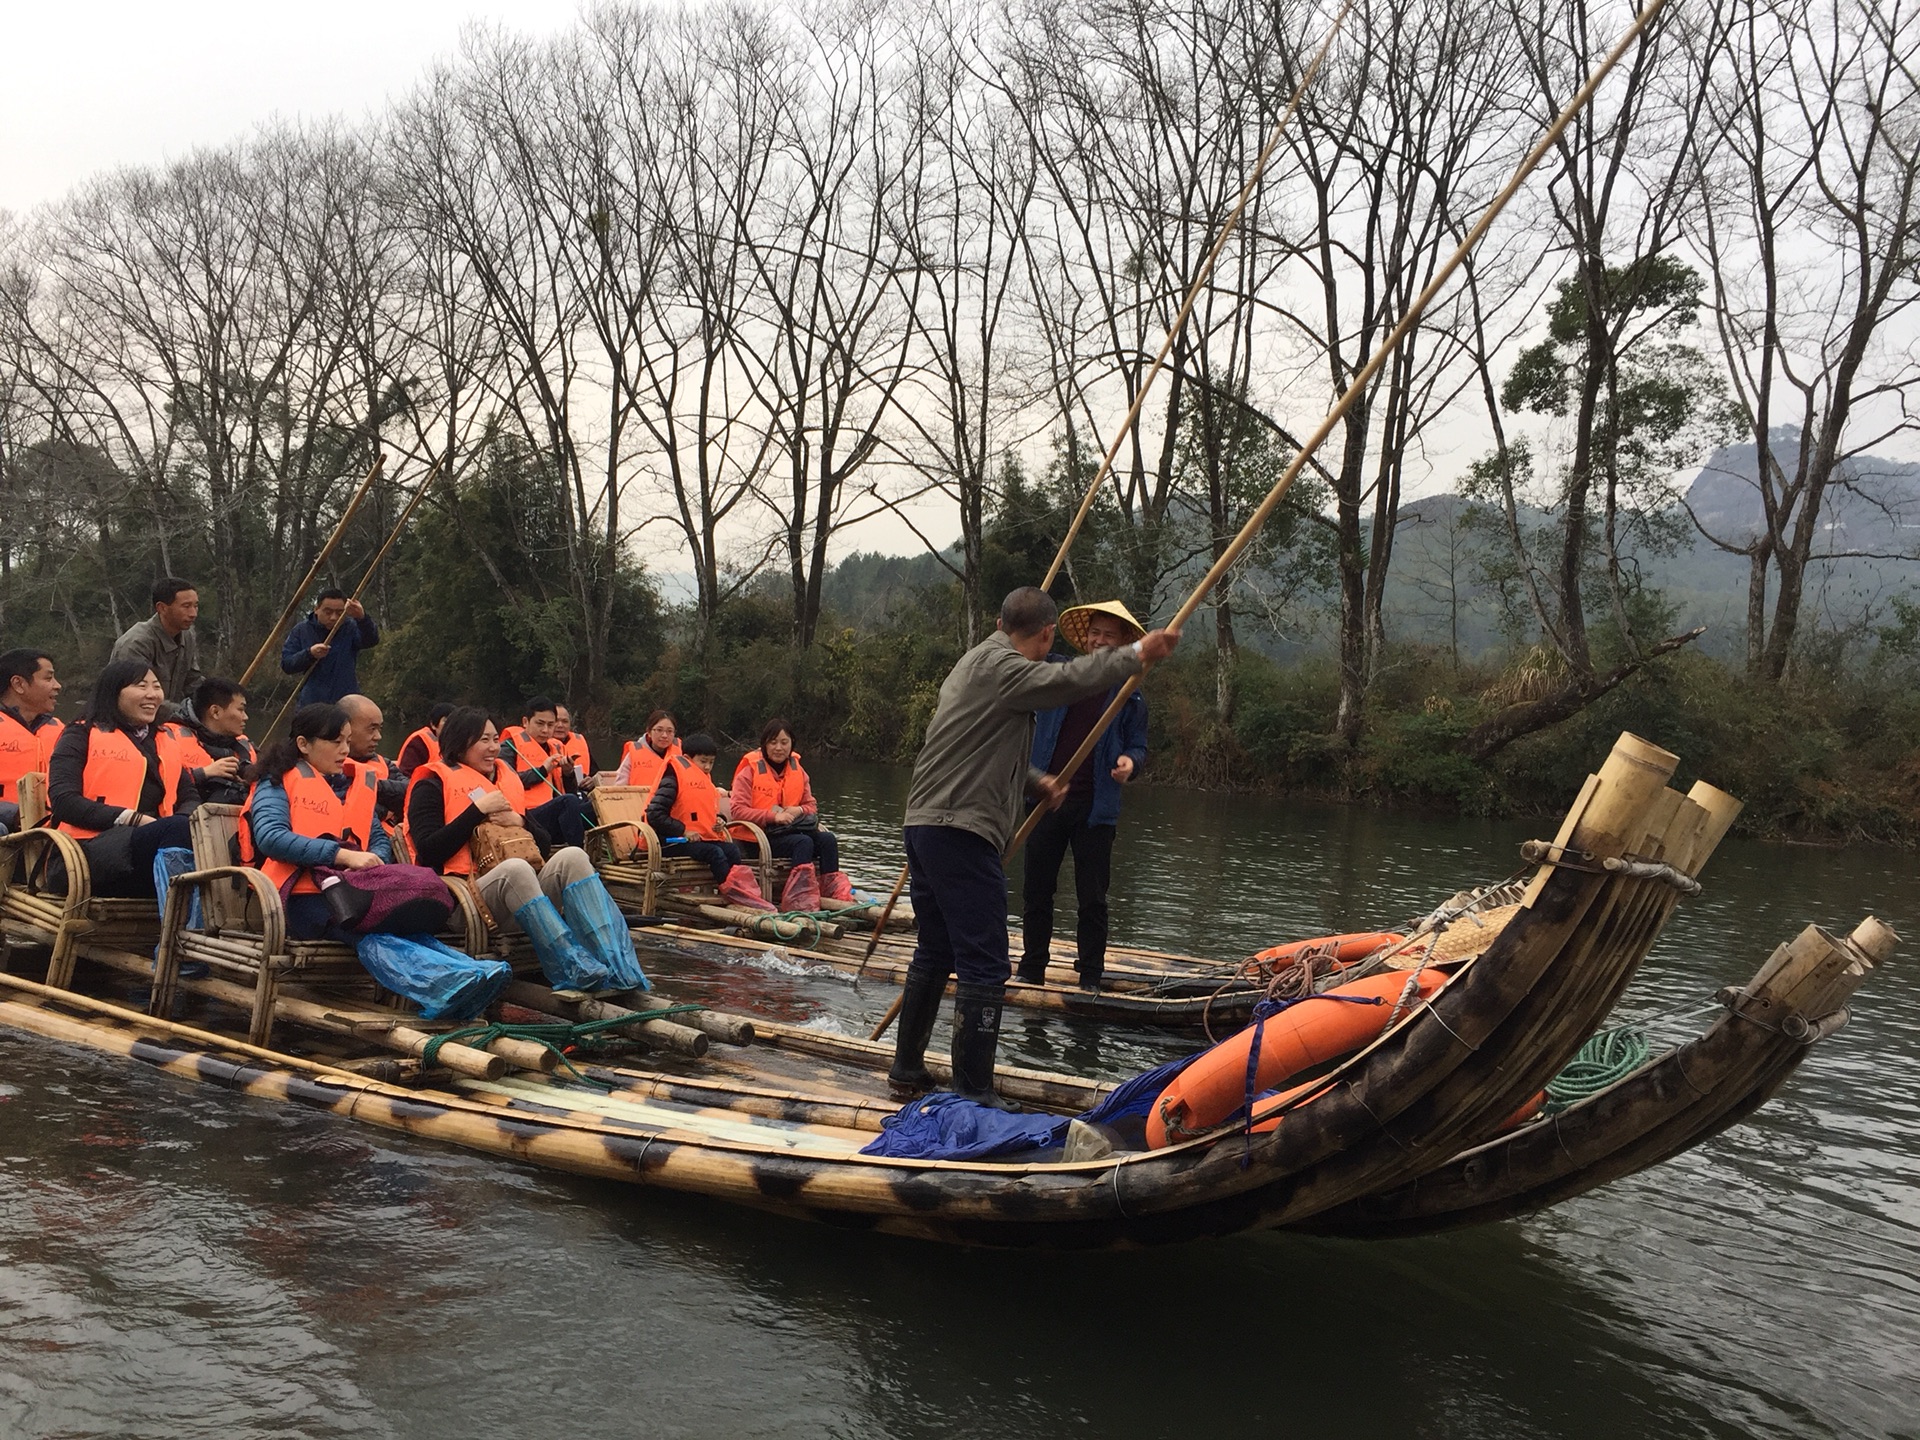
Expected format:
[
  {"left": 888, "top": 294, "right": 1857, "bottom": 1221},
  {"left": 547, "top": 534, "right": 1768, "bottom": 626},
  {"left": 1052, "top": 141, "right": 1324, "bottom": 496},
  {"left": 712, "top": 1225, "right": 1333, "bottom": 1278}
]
[{"left": 281, "top": 863, "right": 457, "bottom": 936}]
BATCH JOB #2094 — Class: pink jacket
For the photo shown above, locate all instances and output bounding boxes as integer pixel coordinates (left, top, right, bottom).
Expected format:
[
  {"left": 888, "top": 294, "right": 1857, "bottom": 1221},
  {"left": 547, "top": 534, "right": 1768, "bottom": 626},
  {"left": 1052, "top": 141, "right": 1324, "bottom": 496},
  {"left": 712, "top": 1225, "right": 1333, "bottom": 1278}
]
[{"left": 730, "top": 755, "right": 818, "bottom": 828}]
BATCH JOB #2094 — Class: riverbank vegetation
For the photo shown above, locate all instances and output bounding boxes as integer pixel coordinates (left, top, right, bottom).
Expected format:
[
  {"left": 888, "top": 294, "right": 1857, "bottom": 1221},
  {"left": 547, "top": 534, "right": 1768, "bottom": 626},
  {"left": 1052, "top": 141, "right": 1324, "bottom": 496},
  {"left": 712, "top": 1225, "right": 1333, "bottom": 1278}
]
[{"left": 2, "top": 0, "right": 1916, "bottom": 842}]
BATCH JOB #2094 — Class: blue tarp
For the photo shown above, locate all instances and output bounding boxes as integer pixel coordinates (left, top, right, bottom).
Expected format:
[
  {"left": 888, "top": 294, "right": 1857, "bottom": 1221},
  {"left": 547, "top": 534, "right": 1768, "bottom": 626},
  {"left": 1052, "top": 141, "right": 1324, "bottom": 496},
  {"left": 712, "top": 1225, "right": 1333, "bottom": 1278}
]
[{"left": 858, "top": 1051, "right": 1203, "bottom": 1161}]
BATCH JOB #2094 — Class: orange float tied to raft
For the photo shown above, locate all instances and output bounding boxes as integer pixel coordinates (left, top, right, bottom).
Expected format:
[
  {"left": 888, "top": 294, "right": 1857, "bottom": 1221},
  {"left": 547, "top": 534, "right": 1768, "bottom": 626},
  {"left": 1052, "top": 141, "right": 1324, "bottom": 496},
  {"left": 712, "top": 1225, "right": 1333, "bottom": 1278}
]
[
  {"left": 1147, "top": 968, "right": 1449, "bottom": 1148},
  {"left": 1251, "top": 931, "right": 1404, "bottom": 968}
]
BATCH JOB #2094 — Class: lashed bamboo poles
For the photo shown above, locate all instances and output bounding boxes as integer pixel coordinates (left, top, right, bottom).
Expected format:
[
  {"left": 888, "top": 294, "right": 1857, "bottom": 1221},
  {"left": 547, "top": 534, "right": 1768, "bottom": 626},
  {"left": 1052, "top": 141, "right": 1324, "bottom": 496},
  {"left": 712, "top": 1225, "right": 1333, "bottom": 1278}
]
[
  {"left": 238, "top": 454, "right": 385, "bottom": 687},
  {"left": 856, "top": 3, "right": 1361, "bottom": 1014},
  {"left": 258, "top": 454, "right": 442, "bottom": 742},
  {"left": 870, "top": 0, "right": 1676, "bottom": 1042}
]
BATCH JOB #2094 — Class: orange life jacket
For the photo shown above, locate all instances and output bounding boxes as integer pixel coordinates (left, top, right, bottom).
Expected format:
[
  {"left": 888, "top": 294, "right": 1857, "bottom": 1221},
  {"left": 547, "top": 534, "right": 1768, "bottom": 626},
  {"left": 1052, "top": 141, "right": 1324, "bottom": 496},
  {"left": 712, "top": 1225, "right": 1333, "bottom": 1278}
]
[
  {"left": 505, "top": 731, "right": 566, "bottom": 800},
  {"left": 400, "top": 725, "right": 441, "bottom": 772},
  {"left": 735, "top": 749, "right": 809, "bottom": 813},
  {"left": 559, "top": 731, "right": 592, "bottom": 772},
  {"left": 666, "top": 753, "right": 726, "bottom": 841},
  {"left": 621, "top": 739, "right": 678, "bottom": 791},
  {"left": 245, "top": 762, "right": 380, "bottom": 896},
  {"left": 0, "top": 709, "right": 61, "bottom": 805},
  {"left": 57, "top": 724, "right": 184, "bottom": 840},
  {"left": 171, "top": 724, "right": 255, "bottom": 776},
  {"left": 346, "top": 752, "right": 392, "bottom": 784},
  {"left": 404, "top": 759, "right": 528, "bottom": 876}
]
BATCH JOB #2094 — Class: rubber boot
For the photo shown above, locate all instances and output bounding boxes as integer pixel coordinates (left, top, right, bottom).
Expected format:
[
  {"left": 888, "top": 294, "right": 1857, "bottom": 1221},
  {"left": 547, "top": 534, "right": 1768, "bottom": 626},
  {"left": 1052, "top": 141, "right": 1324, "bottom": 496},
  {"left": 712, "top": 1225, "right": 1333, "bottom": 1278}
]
[
  {"left": 513, "top": 894, "right": 610, "bottom": 995},
  {"left": 779, "top": 862, "right": 822, "bottom": 913},
  {"left": 820, "top": 869, "right": 855, "bottom": 903},
  {"left": 950, "top": 981, "right": 1020, "bottom": 1111},
  {"left": 560, "top": 876, "right": 651, "bottom": 992},
  {"left": 718, "top": 864, "right": 775, "bottom": 913},
  {"left": 887, "top": 966, "right": 945, "bottom": 1096}
]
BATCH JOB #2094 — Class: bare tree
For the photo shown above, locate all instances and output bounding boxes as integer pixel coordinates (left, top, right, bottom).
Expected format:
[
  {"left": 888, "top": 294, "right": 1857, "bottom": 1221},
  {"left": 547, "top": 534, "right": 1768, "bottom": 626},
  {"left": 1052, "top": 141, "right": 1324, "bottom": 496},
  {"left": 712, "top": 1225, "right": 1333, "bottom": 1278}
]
[{"left": 1685, "top": 0, "right": 1920, "bottom": 680}]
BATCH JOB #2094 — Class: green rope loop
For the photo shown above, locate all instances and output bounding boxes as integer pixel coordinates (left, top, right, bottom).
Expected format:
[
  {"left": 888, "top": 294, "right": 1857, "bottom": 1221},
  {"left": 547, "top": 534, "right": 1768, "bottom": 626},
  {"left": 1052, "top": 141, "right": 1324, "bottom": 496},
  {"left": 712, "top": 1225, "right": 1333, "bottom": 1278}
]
[
  {"left": 1544, "top": 1025, "right": 1651, "bottom": 1114},
  {"left": 421, "top": 1004, "right": 706, "bottom": 1089}
]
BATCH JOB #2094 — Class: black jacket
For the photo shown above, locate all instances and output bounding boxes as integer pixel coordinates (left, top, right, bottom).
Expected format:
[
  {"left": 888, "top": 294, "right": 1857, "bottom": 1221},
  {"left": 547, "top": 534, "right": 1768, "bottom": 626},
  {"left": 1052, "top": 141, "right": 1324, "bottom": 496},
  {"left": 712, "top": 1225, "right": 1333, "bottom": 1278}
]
[{"left": 404, "top": 771, "right": 553, "bottom": 873}]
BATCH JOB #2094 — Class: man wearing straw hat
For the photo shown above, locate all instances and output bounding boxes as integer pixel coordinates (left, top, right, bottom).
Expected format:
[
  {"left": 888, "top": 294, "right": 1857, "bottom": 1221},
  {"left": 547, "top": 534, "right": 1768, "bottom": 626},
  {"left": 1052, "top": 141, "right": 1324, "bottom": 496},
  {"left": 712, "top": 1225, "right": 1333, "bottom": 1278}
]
[
  {"left": 889, "top": 586, "right": 1179, "bottom": 1109},
  {"left": 1019, "top": 600, "right": 1150, "bottom": 991}
]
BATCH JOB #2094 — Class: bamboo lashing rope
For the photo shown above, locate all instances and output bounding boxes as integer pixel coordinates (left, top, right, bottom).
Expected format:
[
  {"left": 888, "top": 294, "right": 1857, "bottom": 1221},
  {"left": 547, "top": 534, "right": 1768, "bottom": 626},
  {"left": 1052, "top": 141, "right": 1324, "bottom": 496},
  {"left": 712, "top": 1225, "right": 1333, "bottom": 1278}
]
[
  {"left": 239, "top": 454, "right": 385, "bottom": 687},
  {"left": 872, "top": 0, "right": 1674, "bottom": 1042},
  {"left": 862, "top": 4, "right": 1358, "bottom": 1039},
  {"left": 259, "top": 455, "right": 443, "bottom": 742}
]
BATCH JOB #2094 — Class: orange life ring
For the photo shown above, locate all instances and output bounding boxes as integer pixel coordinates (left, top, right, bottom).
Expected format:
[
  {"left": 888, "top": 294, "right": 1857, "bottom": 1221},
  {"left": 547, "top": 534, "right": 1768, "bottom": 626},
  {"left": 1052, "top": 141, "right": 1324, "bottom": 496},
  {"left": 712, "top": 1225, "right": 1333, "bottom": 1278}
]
[
  {"left": 1147, "top": 968, "right": 1448, "bottom": 1148},
  {"left": 1252, "top": 931, "right": 1404, "bottom": 968}
]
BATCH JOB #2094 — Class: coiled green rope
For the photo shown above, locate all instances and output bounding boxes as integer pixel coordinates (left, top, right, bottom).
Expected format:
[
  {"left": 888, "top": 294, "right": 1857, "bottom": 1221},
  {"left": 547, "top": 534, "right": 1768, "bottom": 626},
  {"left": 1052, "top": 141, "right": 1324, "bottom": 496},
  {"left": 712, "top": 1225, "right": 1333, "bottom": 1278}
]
[
  {"left": 422, "top": 1004, "right": 706, "bottom": 1088},
  {"left": 1544, "top": 1025, "right": 1651, "bottom": 1114}
]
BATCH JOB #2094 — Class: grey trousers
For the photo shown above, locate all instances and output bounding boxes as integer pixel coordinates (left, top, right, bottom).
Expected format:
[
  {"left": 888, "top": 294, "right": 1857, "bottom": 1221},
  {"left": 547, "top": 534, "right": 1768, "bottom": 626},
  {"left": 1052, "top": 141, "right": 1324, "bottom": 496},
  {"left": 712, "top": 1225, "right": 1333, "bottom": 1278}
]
[{"left": 477, "top": 846, "right": 594, "bottom": 929}]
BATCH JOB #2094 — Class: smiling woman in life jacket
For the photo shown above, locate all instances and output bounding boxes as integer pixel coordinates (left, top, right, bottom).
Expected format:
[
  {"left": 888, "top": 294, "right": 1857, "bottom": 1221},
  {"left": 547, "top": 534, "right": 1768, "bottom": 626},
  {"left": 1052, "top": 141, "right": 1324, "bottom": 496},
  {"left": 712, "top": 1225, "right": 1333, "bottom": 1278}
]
[
  {"left": 241, "top": 703, "right": 391, "bottom": 939},
  {"left": 614, "top": 709, "right": 680, "bottom": 789},
  {"left": 47, "top": 659, "right": 200, "bottom": 898},
  {"left": 403, "top": 706, "right": 648, "bottom": 993},
  {"left": 730, "top": 718, "right": 853, "bottom": 911},
  {"left": 648, "top": 733, "right": 775, "bottom": 913}
]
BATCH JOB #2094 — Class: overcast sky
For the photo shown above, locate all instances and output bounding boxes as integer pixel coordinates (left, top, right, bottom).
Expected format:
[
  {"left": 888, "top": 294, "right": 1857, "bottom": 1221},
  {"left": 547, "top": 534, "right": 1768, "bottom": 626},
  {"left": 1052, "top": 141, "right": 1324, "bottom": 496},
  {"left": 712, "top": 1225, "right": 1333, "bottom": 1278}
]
[{"left": 2, "top": 0, "right": 580, "bottom": 214}]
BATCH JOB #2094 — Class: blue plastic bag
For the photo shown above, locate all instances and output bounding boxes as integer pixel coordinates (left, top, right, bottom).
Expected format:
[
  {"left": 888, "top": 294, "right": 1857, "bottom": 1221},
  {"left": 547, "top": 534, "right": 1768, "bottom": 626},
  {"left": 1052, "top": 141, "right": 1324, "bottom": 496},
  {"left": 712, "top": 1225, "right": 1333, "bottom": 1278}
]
[{"left": 354, "top": 933, "right": 510, "bottom": 1022}]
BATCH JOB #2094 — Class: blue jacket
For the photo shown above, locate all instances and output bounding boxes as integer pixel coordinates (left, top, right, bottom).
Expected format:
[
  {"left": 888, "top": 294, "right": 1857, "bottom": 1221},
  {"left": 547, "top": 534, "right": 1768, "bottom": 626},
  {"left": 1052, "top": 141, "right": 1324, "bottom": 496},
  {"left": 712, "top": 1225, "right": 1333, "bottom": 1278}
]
[
  {"left": 248, "top": 772, "right": 395, "bottom": 869},
  {"left": 1028, "top": 669, "right": 1148, "bottom": 828},
  {"left": 281, "top": 612, "right": 380, "bottom": 705}
]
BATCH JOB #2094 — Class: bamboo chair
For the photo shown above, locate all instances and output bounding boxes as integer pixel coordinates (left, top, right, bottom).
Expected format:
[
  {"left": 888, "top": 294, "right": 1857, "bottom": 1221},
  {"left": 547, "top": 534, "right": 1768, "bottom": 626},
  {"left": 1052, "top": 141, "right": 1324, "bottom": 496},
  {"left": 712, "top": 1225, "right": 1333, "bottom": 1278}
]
[
  {"left": 585, "top": 784, "right": 773, "bottom": 916},
  {"left": 150, "top": 804, "right": 488, "bottom": 1047},
  {"left": 0, "top": 772, "right": 166, "bottom": 986}
]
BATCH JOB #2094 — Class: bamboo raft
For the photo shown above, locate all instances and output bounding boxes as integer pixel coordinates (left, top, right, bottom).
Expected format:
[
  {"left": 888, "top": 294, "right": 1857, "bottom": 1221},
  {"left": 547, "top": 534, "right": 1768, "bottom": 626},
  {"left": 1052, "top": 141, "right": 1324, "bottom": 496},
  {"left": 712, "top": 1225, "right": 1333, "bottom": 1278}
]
[
  {"left": 0, "top": 733, "right": 1898, "bottom": 1247},
  {"left": 581, "top": 780, "right": 1273, "bottom": 1028}
]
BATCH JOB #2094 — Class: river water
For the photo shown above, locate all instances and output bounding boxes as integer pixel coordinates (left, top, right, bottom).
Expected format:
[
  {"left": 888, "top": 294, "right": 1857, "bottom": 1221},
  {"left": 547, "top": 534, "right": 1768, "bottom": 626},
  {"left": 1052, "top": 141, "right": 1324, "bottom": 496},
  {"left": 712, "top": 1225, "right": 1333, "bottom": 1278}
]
[{"left": 2, "top": 758, "right": 1916, "bottom": 1438}]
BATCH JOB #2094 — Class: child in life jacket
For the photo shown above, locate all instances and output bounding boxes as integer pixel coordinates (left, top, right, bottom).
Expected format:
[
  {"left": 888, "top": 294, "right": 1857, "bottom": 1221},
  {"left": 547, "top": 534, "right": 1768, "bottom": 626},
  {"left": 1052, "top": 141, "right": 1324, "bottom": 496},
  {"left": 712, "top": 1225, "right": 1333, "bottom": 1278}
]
[{"left": 644, "top": 733, "right": 773, "bottom": 912}]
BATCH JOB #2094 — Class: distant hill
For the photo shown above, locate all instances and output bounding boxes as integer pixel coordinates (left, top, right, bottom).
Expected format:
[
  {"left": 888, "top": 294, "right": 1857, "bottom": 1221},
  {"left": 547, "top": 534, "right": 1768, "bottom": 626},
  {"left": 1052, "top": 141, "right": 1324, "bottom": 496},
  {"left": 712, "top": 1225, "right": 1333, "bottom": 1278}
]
[{"left": 649, "top": 436, "right": 1920, "bottom": 662}]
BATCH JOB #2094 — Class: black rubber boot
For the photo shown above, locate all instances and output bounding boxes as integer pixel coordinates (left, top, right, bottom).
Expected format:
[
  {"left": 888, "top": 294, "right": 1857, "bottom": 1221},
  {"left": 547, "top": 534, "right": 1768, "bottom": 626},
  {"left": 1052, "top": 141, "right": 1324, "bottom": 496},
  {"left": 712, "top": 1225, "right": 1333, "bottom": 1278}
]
[
  {"left": 887, "top": 967, "right": 945, "bottom": 1097},
  {"left": 950, "top": 981, "right": 1020, "bottom": 1111},
  {"left": 1015, "top": 954, "right": 1050, "bottom": 985}
]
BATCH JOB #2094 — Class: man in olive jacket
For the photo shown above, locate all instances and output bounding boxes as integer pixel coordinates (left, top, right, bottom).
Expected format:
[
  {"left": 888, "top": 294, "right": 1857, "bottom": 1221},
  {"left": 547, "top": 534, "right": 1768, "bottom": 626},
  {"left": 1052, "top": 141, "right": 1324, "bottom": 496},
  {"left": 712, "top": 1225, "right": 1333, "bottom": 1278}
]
[{"left": 890, "top": 586, "right": 1180, "bottom": 1107}]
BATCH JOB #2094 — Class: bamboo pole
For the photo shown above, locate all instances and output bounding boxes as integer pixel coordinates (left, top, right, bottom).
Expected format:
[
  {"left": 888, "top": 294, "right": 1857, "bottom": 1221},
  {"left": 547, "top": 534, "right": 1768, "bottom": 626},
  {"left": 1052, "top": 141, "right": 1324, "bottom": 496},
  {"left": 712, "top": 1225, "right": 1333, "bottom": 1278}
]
[
  {"left": 239, "top": 455, "right": 385, "bottom": 687},
  {"left": 1002, "top": 0, "right": 1676, "bottom": 863},
  {"left": 259, "top": 455, "right": 442, "bottom": 742},
  {"left": 501, "top": 980, "right": 712, "bottom": 1057}
]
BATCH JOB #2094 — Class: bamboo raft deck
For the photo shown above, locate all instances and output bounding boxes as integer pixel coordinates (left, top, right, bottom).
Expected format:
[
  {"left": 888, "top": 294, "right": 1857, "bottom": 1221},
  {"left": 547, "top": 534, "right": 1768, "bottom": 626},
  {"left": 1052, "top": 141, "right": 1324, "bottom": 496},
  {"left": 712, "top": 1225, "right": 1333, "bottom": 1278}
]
[
  {"left": 582, "top": 781, "right": 1271, "bottom": 1028},
  {"left": 0, "top": 733, "right": 1898, "bottom": 1247}
]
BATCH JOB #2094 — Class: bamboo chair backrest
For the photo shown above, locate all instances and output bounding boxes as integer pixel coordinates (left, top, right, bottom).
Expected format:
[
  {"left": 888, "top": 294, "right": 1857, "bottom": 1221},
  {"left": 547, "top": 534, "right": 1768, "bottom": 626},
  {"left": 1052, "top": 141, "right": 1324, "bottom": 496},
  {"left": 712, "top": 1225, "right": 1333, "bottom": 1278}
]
[
  {"left": 16, "top": 772, "right": 46, "bottom": 829},
  {"left": 591, "top": 785, "right": 653, "bottom": 861},
  {"left": 191, "top": 803, "right": 259, "bottom": 930}
]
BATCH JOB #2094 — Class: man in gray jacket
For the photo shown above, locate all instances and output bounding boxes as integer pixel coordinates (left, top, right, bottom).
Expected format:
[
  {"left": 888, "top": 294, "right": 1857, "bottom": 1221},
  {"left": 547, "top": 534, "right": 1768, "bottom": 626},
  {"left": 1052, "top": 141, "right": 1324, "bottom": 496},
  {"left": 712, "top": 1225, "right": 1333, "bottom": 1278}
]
[
  {"left": 109, "top": 577, "right": 204, "bottom": 718},
  {"left": 890, "top": 586, "right": 1179, "bottom": 1107}
]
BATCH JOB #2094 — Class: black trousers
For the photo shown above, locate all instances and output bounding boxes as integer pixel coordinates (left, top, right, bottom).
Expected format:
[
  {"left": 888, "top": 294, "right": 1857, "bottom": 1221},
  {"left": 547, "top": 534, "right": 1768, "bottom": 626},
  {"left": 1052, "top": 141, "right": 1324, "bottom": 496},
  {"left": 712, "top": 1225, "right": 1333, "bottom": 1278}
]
[
  {"left": 767, "top": 826, "right": 841, "bottom": 874},
  {"left": 1020, "top": 796, "right": 1115, "bottom": 979},
  {"left": 904, "top": 824, "right": 1010, "bottom": 987}
]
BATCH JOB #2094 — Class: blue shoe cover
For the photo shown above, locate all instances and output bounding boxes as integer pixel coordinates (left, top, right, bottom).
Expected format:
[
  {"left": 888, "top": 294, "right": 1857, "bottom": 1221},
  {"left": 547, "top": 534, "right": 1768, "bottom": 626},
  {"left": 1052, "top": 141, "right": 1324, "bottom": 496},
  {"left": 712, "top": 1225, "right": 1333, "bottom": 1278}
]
[
  {"left": 560, "top": 877, "right": 651, "bottom": 991},
  {"left": 513, "top": 894, "right": 610, "bottom": 993}
]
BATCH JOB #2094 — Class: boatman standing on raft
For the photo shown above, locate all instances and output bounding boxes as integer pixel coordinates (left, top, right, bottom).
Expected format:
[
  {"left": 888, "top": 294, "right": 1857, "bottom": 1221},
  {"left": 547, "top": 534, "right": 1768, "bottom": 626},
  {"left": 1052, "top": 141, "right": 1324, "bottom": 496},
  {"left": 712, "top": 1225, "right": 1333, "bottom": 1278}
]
[
  {"left": 1019, "top": 601, "right": 1150, "bottom": 992},
  {"left": 890, "top": 586, "right": 1179, "bottom": 1109}
]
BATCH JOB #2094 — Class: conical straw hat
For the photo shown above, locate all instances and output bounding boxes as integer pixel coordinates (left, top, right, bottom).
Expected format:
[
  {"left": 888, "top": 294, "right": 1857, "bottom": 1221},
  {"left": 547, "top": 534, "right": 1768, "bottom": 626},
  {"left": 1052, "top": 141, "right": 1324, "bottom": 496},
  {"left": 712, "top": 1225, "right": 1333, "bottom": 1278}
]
[{"left": 1059, "top": 600, "right": 1147, "bottom": 653}]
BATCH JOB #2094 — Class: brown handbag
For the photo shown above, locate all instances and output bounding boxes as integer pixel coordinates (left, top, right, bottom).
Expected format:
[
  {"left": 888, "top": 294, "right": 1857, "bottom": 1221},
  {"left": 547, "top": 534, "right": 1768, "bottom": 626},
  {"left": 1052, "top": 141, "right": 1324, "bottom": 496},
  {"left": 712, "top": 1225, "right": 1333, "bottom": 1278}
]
[{"left": 471, "top": 821, "right": 544, "bottom": 875}]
